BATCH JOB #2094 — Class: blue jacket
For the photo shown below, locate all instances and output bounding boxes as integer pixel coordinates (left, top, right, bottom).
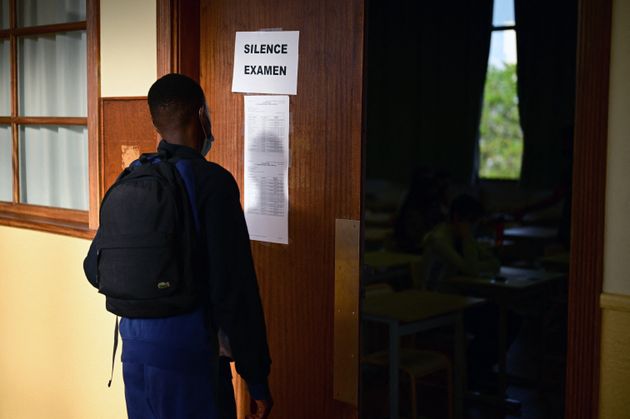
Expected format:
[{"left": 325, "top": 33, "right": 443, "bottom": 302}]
[{"left": 85, "top": 140, "right": 271, "bottom": 401}]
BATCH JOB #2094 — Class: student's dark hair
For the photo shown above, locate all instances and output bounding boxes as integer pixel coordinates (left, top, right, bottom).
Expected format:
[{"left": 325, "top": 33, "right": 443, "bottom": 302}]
[
  {"left": 449, "top": 194, "right": 484, "bottom": 222},
  {"left": 148, "top": 73, "right": 205, "bottom": 131}
]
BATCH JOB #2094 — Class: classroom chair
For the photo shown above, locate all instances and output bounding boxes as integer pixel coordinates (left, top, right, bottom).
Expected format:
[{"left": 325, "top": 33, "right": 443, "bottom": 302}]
[{"left": 362, "top": 348, "right": 453, "bottom": 419}]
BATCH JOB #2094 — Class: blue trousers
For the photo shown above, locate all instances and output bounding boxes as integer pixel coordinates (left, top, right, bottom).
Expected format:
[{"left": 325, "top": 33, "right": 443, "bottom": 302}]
[{"left": 122, "top": 357, "right": 236, "bottom": 419}]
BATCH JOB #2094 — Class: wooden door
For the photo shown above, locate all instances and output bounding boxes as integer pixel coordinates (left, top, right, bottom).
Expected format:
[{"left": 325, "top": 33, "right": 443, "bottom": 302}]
[{"left": 199, "top": 1, "right": 365, "bottom": 418}]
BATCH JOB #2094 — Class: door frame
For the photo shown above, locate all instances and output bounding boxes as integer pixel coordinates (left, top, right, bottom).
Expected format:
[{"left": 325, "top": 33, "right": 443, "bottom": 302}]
[
  {"left": 157, "top": 0, "right": 200, "bottom": 80},
  {"left": 157, "top": 0, "right": 612, "bottom": 416},
  {"left": 565, "top": 0, "right": 611, "bottom": 416}
]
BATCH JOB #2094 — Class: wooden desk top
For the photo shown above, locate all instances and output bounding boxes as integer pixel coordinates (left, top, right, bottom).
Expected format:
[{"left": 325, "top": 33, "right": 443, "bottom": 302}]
[
  {"left": 503, "top": 226, "right": 558, "bottom": 240},
  {"left": 541, "top": 252, "right": 570, "bottom": 271},
  {"left": 363, "top": 290, "right": 483, "bottom": 323},
  {"left": 364, "top": 227, "right": 393, "bottom": 242},
  {"left": 364, "top": 250, "right": 422, "bottom": 269},
  {"left": 365, "top": 211, "right": 394, "bottom": 227},
  {"left": 448, "top": 266, "right": 565, "bottom": 291}
]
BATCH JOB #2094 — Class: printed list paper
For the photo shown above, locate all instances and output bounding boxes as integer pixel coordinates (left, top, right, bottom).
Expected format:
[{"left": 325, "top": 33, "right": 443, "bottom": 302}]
[{"left": 243, "top": 95, "right": 290, "bottom": 244}]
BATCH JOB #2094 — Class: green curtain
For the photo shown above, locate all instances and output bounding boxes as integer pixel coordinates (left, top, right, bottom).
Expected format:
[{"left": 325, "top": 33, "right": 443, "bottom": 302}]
[{"left": 366, "top": 0, "right": 493, "bottom": 184}]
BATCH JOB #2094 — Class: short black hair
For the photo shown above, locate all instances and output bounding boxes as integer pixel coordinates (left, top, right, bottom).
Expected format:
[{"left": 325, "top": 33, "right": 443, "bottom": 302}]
[
  {"left": 147, "top": 73, "right": 205, "bottom": 131},
  {"left": 449, "top": 194, "right": 484, "bottom": 222}
]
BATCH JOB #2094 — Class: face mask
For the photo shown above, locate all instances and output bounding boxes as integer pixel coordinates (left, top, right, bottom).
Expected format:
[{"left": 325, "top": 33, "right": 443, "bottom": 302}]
[
  {"left": 199, "top": 108, "right": 214, "bottom": 156},
  {"left": 201, "top": 132, "right": 214, "bottom": 156}
]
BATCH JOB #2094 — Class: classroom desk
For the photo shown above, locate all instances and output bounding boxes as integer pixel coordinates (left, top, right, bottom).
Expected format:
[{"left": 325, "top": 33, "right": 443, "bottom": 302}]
[
  {"left": 541, "top": 252, "right": 570, "bottom": 272},
  {"left": 363, "top": 290, "right": 484, "bottom": 419},
  {"left": 364, "top": 227, "right": 393, "bottom": 250},
  {"left": 364, "top": 250, "right": 423, "bottom": 287},
  {"left": 365, "top": 210, "right": 394, "bottom": 227},
  {"left": 448, "top": 266, "right": 564, "bottom": 301},
  {"left": 502, "top": 226, "right": 560, "bottom": 264},
  {"left": 447, "top": 267, "right": 565, "bottom": 402},
  {"left": 503, "top": 226, "right": 558, "bottom": 242}
]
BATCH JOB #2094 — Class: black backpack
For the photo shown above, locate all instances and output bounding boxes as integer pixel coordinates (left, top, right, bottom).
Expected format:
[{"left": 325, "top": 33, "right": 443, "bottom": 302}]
[{"left": 89, "top": 150, "right": 201, "bottom": 318}]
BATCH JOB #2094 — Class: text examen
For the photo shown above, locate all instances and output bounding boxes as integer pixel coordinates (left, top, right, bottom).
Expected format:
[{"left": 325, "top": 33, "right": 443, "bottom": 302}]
[{"left": 243, "top": 43, "right": 289, "bottom": 76}]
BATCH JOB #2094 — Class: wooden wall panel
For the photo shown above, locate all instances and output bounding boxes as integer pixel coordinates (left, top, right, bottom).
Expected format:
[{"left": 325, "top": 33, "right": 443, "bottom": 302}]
[
  {"left": 200, "top": 1, "right": 364, "bottom": 418},
  {"left": 100, "top": 98, "right": 158, "bottom": 193}
]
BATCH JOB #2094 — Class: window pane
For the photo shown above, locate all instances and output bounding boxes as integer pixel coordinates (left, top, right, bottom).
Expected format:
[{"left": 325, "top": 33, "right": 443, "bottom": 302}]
[
  {"left": 1, "top": 0, "right": 8, "bottom": 29},
  {"left": 479, "top": 30, "right": 523, "bottom": 179},
  {"left": 0, "top": 125, "right": 11, "bottom": 202},
  {"left": 18, "top": 0, "right": 85, "bottom": 27},
  {"left": 18, "top": 31, "right": 87, "bottom": 117},
  {"left": 0, "top": 39, "right": 9, "bottom": 116},
  {"left": 492, "top": 0, "right": 515, "bottom": 27},
  {"left": 488, "top": 30, "right": 517, "bottom": 69},
  {"left": 19, "top": 125, "right": 88, "bottom": 210}
]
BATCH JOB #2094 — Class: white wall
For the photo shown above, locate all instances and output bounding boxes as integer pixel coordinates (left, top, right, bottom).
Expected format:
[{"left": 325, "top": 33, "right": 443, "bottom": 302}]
[
  {"left": 0, "top": 1, "right": 159, "bottom": 417},
  {"left": 100, "top": 0, "right": 157, "bottom": 97},
  {"left": 0, "top": 227, "right": 126, "bottom": 419},
  {"left": 603, "top": 0, "right": 630, "bottom": 294}
]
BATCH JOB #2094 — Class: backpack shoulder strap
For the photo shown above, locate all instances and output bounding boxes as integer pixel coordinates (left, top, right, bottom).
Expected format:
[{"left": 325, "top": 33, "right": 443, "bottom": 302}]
[
  {"left": 138, "top": 148, "right": 170, "bottom": 164},
  {"left": 172, "top": 158, "right": 201, "bottom": 234}
]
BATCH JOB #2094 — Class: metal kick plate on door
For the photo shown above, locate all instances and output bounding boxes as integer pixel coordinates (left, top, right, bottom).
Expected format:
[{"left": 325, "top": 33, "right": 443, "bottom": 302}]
[{"left": 333, "top": 218, "right": 360, "bottom": 407}]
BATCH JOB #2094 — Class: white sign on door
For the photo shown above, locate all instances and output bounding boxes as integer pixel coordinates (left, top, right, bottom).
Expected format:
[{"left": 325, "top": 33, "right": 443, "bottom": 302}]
[{"left": 232, "top": 31, "right": 300, "bottom": 95}]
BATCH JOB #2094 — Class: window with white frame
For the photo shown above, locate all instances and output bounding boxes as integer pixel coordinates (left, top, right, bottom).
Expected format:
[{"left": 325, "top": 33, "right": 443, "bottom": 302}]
[{"left": 0, "top": 0, "right": 88, "bottom": 215}]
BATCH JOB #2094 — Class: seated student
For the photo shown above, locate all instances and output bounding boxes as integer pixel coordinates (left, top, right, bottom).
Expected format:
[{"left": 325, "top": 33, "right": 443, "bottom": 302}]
[
  {"left": 393, "top": 168, "right": 450, "bottom": 253},
  {"left": 422, "top": 194, "right": 500, "bottom": 291},
  {"left": 423, "top": 195, "right": 517, "bottom": 391}
]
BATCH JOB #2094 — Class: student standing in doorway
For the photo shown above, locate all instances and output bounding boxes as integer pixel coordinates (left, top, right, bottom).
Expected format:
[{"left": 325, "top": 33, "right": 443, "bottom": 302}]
[{"left": 84, "top": 73, "right": 273, "bottom": 419}]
